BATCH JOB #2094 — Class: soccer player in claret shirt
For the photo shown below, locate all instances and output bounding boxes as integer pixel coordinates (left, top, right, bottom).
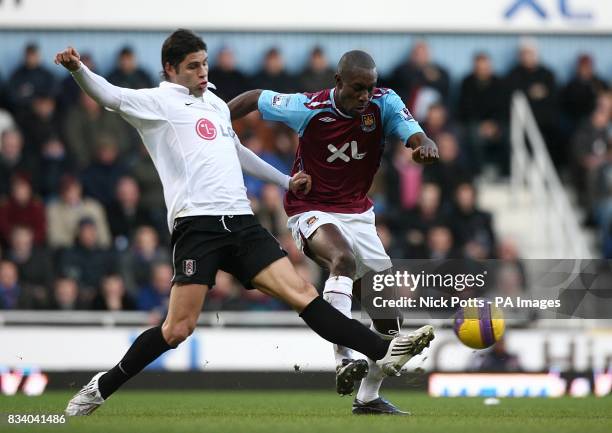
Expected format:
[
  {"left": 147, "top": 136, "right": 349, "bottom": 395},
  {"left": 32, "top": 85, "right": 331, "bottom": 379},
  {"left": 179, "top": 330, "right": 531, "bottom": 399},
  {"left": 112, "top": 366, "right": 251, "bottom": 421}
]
[
  {"left": 229, "top": 50, "right": 439, "bottom": 415},
  {"left": 55, "top": 31, "right": 434, "bottom": 416}
]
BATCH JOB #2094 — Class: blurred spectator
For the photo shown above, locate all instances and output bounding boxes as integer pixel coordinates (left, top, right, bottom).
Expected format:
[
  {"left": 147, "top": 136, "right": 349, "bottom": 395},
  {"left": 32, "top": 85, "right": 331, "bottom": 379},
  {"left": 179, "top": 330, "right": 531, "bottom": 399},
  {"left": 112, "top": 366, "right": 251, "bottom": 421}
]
[
  {"left": 0, "top": 173, "right": 46, "bottom": 246},
  {"left": 426, "top": 225, "right": 455, "bottom": 259},
  {"left": 475, "top": 338, "right": 521, "bottom": 372},
  {"left": 16, "top": 89, "right": 61, "bottom": 154},
  {"left": 0, "top": 260, "right": 23, "bottom": 309},
  {"left": 107, "top": 46, "right": 154, "bottom": 89},
  {"left": 242, "top": 133, "right": 289, "bottom": 198},
  {"left": 57, "top": 53, "right": 96, "bottom": 113},
  {"left": 120, "top": 226, "right": 170, "bottom": 293},
  {"left": 448, "top": 183, "right": 497, "bottom": 258},
  {"left": 59, "top": 218, "right": 117, "bottom": 290},
  {"left": 131, "top": 143, "right": 167, "bottom": 229},
  {"left": 458, "top": 52, "right": 509, "bottom": 176},
  {"left": 494, "top": 239, "right": 527, "bottom": 297},
  {"left": 209, "top": 46, "right": 248, "bottom": 101},
  {"left": 6, "top": 225, "right": 52, "bottom": 307},
  {"left": 388, "top": 40, "right": 450, "bottom": 112},
  {"left": 400, "top": 183, "right": 448, "bottom": 258},
  {"left": 571, "top": 94, "right": 611, "bottom": 211},
  {"left": 50, "top": 276, "right": 84, "bottom": 310},
  {"left": 80, "top": 136, "right": 129, "bottom": 209},
  {"left": 136, "top": 262, "right": 172, "bottom": 312},
  {"left": 204, "top": 270, "right": 244, "bottom": 311},
  {"left": 252, "top": 48, "right": 296, "bottom": 94},
  {"left": 64, "top": 91, "right": 132, "bottom": 169},
  {"left": 47, "top": 175, "right": 111, "bottom": 249},
  {"left": 421, "top": 102, "right": 456, "bottom": 138},
  {"left": 6, "top": 43, "right": 56, "bottom": 114},
  {"left": 6, "top": 225, "right": 51, "bottom": 288},
  {"left": 0, "top": 129, "right": 35, "bottom": 197},
  {"left": 91, "top": 273, "right": 136, "bottom": 311},
  {"left": 0, "top": 106, "right": 16, "bottom": 137},
  {"left": 256, "top": 183, "right": 288, "bottom": 237},
  {"left": 37, "top": 138, "right": 75, "bottom": 201},
  {"left": 384, "top": 141, "right": 422, "bottom": 216},
  {"left": 108, "top": 176, "right": 156, "bottom": 248},
  {"left": 506, "top": 39, "right": 561, "bottom": 165},
  {"left": 298, "top": 46, "right": 335, "bottom": 92},
  {"left": 273, "top": 129, "right": 298, "bottom": 169},
  {"left": 423, "top": 131, "right": 473, "bottom": 207},
  {"left": 562, "top": 54, "right": 609, "bottom": 133},
  {"left": 376, "top": 220, "right": 407, "bottom": 259}
]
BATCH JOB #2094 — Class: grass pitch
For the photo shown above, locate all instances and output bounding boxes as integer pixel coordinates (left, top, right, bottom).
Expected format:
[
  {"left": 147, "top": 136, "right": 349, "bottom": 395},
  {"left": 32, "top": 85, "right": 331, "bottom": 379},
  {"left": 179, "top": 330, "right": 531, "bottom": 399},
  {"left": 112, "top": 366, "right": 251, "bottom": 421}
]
[{"left": 1, "top": 391, "right": 611, "bottom": 433}]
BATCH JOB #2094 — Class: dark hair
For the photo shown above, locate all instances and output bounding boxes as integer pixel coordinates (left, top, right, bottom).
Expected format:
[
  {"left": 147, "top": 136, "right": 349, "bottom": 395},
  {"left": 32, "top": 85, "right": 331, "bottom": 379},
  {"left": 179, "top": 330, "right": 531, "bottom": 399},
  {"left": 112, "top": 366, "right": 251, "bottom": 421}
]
[{"left": 161, "top": 29, "right": 207, "bottom": 80}]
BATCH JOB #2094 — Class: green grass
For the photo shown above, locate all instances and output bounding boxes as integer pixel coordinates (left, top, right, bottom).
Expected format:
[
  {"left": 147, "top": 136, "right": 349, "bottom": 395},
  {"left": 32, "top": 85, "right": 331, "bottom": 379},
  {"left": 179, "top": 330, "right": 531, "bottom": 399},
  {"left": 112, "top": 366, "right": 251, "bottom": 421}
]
[{"left": 1, "top": 391, "right": 611, "bottom": 433}]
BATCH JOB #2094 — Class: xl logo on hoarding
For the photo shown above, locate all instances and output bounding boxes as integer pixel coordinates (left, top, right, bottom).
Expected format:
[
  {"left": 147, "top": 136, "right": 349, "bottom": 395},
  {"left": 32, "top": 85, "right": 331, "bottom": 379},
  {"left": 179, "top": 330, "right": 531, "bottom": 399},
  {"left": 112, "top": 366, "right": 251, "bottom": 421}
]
[{"left": 504, "top": 0, "right": 592, "bottom": 20}]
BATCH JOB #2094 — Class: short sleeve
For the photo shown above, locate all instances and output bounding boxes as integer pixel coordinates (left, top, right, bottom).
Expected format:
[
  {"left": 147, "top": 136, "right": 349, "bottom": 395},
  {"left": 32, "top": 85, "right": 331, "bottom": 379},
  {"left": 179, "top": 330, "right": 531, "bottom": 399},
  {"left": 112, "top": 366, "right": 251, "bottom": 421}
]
[
  {"left": 258, "top": 91, "right": 312, "bottom": 134},
  {"left": 381, "top": 90, "right": 423, "bottom": 143}
]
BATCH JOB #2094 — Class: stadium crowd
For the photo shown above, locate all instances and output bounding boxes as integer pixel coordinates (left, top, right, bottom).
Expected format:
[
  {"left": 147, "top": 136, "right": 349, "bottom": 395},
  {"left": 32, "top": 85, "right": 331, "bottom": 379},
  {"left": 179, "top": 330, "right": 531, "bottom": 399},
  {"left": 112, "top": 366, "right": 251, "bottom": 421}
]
[{"left": 0, "top": 39, "right": 609, "bottom": 312}]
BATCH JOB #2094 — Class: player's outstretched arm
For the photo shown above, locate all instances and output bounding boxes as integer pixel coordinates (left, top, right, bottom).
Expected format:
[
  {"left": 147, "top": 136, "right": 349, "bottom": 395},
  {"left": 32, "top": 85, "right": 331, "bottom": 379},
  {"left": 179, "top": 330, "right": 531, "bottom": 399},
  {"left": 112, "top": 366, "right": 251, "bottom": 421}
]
[
  {"left": 234, "top": 140, "right": 311, "bottom": 194},
  {"left": 54, "top": 46, "right": 122, "bottom": 111},
  {"left": 407, "top": 132, "right": 440, "bottom": 164},
  {"left": 228, "top": 89, "right": 263, "bottom": 120}
]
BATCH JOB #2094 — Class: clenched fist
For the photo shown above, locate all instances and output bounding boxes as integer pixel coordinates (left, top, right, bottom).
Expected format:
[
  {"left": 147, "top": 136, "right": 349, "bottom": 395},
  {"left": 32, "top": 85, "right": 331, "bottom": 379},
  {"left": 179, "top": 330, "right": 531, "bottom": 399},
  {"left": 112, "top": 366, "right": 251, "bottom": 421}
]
[{"left": 54, "top": 46, "right": 82, "bottom": 72}]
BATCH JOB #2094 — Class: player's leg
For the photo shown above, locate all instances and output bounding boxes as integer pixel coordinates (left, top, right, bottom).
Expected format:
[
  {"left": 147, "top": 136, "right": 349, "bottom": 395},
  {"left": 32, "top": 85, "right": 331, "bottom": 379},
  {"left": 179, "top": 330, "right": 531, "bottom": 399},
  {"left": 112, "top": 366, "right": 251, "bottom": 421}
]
[
  {"left": 101, "top": 283, "right": 208, "bottom": 397},
  {"left": 250, "top": 256, "right": 430, "bottom": 374},
  {"left": 250, "top": 256, "right": 390, "bottom": 361},
  {"left": 348, "top": 210, "right": 429, "bottom": 414},
  {"left": 66, "top": 216, "right": 218, "bottom": 416},
  {"left": 302, "top": 222, "right": 370, "bottom": 393},
  {"left": 352, "top": 279, "right": 408, "bottom": 414},
  {"left": 65, "top": 282, "right": 208, "bottom": 416}
]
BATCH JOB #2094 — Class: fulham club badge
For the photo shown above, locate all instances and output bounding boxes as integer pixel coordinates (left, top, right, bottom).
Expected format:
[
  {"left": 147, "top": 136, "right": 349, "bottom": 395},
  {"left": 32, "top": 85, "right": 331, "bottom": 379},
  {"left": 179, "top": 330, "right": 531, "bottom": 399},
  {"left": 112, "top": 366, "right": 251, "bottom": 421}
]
[
  {"left": 360, "top": 113, "right": 376, "bottom": 132},
  {"left": 183, "top": 259, "right": 196, "bottom": 276}
]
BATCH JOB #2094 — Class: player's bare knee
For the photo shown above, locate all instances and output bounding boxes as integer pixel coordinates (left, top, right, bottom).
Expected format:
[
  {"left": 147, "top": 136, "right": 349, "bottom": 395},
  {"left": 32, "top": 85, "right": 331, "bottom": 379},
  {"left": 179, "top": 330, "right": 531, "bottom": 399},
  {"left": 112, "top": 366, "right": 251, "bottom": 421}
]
[
  {"left": 330, "top": 251, "right": 356, "bottom": 278},
  {"left": 162, "top": 320, "right": 196, "bottom": 347}
]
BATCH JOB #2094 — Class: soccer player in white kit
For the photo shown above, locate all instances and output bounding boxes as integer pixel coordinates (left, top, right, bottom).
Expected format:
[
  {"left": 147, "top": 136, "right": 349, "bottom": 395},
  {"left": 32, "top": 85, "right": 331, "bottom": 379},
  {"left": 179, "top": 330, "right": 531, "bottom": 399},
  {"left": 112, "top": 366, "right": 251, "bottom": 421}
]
[{"left": 55, "top": 30, "right": 434, "bottom": 416}]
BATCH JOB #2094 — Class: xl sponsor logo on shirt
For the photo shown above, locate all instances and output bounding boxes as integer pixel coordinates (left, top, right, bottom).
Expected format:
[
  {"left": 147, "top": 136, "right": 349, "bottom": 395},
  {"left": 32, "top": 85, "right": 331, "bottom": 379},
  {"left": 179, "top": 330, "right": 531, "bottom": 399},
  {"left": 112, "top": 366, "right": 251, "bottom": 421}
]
[{"left": 326, "top": 141, "right": 366, "bottom": 162}]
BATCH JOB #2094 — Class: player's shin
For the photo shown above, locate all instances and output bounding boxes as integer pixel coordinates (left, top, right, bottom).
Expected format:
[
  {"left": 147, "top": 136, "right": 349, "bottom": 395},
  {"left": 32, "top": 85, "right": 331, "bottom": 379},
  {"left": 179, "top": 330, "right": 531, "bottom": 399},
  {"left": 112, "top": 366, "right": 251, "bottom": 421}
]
[
  {"left": 323, "top": 275, "right": 355, "bottom": 365},
  {"left": 299, "top": 296, "right": 389, "bottom": 361},
  {"left": 97, "top": 326, "right": 173, "bottom": 399}
]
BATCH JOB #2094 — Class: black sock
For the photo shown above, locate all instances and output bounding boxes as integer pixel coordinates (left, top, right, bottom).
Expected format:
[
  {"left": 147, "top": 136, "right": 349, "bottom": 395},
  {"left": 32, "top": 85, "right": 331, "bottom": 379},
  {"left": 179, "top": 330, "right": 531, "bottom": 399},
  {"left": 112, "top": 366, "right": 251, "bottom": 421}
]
[
  {"left": 98, "top": 326, "right": 172, "bottom": 399},
  {"left": 299, "top": 296, "right": 389, "bottom": 361}
]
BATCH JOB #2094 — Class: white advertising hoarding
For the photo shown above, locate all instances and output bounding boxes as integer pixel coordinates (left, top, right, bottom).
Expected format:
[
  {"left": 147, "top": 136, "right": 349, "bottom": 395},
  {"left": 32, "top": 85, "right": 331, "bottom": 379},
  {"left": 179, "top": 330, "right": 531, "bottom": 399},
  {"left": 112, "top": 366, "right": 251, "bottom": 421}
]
[
  {"left": 1, "top": 327, "right": 611, "bottom": 372},
  {"left": 0, "top": 0, "right": 611, "bottom": 33}
]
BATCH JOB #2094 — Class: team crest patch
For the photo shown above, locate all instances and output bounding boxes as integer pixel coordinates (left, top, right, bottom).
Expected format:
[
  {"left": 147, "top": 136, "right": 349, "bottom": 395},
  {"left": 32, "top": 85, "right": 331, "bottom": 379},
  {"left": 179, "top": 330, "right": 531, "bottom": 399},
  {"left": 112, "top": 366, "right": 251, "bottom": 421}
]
[
  {"left": 360, "top": 113, "right": 376, "bottom": 132},
  {"left": 183, "top": 259, "right": 196, "bottom": 276},
  {"left": 306, "top": 216, "right": 319, "bottom": 227}
]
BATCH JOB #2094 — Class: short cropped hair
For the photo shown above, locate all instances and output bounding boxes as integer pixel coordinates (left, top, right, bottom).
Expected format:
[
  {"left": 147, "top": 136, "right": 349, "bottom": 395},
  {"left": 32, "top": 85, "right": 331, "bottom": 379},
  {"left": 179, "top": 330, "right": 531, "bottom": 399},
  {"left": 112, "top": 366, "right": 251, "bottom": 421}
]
[
  {"left": 161, "top": 29, "right": 207, "bottom": 80},
  {"left": 337, "top": 50, "right": 376, "bottom": 79}
]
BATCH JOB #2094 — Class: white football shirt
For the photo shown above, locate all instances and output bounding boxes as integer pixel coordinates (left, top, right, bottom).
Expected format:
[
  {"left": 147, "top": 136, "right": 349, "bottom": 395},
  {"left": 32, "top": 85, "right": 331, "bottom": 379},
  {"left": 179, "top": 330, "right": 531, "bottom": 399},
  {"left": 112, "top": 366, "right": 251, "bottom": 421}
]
[{"left": 113, "top": 80, "right": 253, "bottom": 231}]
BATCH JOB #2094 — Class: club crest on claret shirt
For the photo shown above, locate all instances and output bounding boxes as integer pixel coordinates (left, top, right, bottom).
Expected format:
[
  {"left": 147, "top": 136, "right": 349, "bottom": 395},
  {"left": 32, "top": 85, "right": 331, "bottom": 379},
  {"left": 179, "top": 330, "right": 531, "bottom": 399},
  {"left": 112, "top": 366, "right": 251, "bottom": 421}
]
[
  {"left": 183, "top": 259, "right": 196, "bottom": 276},
  {"left": 360, "top": 113, "right": 376, "bottom": 132}
]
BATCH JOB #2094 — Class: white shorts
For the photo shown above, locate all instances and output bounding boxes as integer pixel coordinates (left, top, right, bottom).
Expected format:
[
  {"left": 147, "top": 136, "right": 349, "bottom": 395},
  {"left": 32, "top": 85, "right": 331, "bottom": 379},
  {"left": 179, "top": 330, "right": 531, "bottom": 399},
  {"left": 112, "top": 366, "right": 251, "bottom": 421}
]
[{"left": 287, "top": 208, "right": 392, "bottom": 281}]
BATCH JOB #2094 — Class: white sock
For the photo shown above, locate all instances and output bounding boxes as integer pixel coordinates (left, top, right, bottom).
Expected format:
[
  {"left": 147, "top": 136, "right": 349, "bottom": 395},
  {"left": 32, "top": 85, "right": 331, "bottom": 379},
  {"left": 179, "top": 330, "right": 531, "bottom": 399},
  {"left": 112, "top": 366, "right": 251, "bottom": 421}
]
[
  {"left": 322, "top": 275, "right": 354, "bottom": 366},
  {"left": 356, "top": 323, "right": 396, "bottom": 403}
]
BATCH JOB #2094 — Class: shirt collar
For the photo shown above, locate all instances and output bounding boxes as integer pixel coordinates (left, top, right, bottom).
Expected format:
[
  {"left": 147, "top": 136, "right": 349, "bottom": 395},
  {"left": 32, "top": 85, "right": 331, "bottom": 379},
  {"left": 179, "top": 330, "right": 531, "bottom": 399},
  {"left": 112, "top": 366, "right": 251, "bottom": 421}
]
[
  {"left": 159, "top": 81, "right": 217, "bottom": 94},
  {"left": 329, "top": 88, "right": 352, "bottom": 119}
]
